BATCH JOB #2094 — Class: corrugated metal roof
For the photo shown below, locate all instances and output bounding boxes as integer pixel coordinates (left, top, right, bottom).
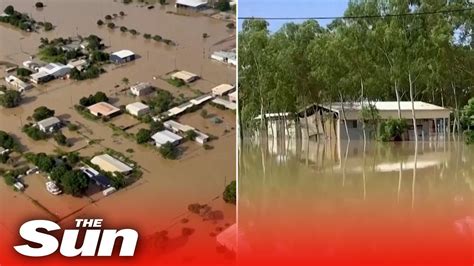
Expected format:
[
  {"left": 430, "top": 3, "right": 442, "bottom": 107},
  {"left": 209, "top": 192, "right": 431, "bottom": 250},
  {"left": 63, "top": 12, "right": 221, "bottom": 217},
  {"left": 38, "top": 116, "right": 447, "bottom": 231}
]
[
  {"left": 151, "top": 130, "right": 183, "bottom": 146},
  {"left": 112, "top": 50, "right": 135, "bottom": 59},
  {"left": 37, "top": 117, "right": 61, "bottom": 128},
  {"left": 176, "top": 0, "right": 208, "bottom": 7},
  {"left": 91, "top": 154, "right": 132, "bottom": 173}
]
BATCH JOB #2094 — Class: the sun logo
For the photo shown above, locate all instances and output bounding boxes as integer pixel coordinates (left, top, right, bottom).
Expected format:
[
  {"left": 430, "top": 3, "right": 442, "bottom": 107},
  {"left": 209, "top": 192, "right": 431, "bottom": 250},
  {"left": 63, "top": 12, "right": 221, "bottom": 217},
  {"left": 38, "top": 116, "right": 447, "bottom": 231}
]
[{"left": 14, "top": 219, "right": 138, "bottom": 257}]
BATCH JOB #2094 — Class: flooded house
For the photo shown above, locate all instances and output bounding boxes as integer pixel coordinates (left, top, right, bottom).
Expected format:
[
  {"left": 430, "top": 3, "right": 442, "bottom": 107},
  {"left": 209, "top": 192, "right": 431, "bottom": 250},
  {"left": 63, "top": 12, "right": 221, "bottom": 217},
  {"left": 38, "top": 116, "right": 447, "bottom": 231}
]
[
  {"left": 126, "top": 102, "right": 150, "bottom": 117},
  {"left": 130, "top": 82, "right": 153, "bottom": 96},
  {"left": 38, "top": 63, "right": 72, "bottom": 79},
  {"left": 155, "top": 102, "right": 195, "bottom": 121},
  {"left": 5, "top": 75, "right": 33, "bottom": 92},
  {"left": 259, "top": 101, "right": 451, "bottom": 141},
  {"left": 110, "top": 50, "right": 136, "bottom": 64},
  {"left": 212, "top": 97, "right": 236, "bottom": 110},
  {"left": 90, "top": 154, "right": 133, "bottom": 175},
  {"left": 30, "top": 71, "right": 53, "bottom": 84},
  {"left": 175, "top": 0, "right": 208, "bottom": 9},
  {"left": 190, "top": 94, "right": 214, "bottom": 106},
  {"left": 163, "top": 120, "right": 209, "bottom": 144},
  {"left": 211, "top": 50, "right": 237, "bottom": 66},
  {"left": 211, "top": 83, "right": 235, "bottom": 97},
  {"left": 37, "top": 116, "right": 61, "bottom": 133},
  {"left": 87, "top": 102, "right": 121, "bottom": 118},
  {"left": 151, "top": 130, "right": 183, "bottom": 148},
  {"left": 171, "top": 70, "right": 199, "bottom": 83}
]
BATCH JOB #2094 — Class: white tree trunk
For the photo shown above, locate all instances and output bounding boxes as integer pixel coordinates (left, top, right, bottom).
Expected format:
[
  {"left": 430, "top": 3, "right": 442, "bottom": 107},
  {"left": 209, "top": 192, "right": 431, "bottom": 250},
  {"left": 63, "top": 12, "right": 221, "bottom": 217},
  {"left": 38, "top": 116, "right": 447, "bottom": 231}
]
[
  {"left": 409, "top": 73, "right": 418, "bottom": 143},
  {"left": 395, "top": 80, "right": 402, "bottom": 120},
  {"left": 339, "top": 91, "right": 351, "bottom": 142},
  {"left": 360, "top": 79, "right": 367, "bottom": 144}
]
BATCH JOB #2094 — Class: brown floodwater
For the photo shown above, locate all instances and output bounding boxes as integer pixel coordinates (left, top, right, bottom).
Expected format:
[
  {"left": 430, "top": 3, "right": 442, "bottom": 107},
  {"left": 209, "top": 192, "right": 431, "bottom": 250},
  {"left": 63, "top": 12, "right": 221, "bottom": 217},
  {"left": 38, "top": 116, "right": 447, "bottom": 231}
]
[
  {"left": 239, "top": 139, "right": 473, "bottom": 264},
  {"left": 0, "top": 0, "right": 235, "bottom": 262}
]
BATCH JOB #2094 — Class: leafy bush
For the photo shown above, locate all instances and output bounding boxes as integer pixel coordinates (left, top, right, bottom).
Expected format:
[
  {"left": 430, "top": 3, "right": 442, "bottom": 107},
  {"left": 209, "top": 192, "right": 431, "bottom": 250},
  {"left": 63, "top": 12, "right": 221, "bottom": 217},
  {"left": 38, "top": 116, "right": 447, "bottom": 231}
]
[
  {"left": 223, "top": 180, "right": 236, "bottom": 204},
  {"left": 379, "top": 118, "right": 407, "bottom": 142},
  {"left": 35, "top": 2, "right": 44, "bottom": 8},
  {"left": 184, "top": 130, "right": 197, "bottom": 141},
  {"left": 33, "top": 106, "right": 55, "bottom": 121},
  {"left": 150, "top": 121, "right": 164, "bottom": 133},
  {"left": 79, "top": 91, "right": 108, "bottom": 106},
  {"left": 53, "top": 132, "right": 67, "bottom": 146},
  {"left": 0, "top": 131, "right": 18, "bottom": 150},
  {"left": 159, "top": 142, "right": 178, "bottom": 160},
  {"left": 23, "top": 124, "right": 48, "bottom": 140},
  {"left": 0, "top": 90, "right": 22, "bottom": 108},
  {"left": 136, "top": 128, "right": 151, "bottom": 144},
  {"left": 17, "top": 68, "right": 32, "bottom": 77}
]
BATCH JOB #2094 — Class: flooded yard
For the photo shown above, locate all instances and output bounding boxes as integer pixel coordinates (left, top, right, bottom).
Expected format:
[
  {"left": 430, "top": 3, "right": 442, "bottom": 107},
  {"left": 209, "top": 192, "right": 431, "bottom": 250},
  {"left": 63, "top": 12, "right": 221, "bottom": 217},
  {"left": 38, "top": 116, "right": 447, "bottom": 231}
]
[{"left": 239, "top": 139, "right": 474, "bottom": 264}]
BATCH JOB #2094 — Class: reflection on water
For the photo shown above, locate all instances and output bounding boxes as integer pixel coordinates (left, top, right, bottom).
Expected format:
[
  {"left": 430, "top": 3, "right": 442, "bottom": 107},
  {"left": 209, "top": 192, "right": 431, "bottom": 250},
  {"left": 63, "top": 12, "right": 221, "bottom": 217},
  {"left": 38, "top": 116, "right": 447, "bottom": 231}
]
[{"left": 239, "top": 138, "right": 473, "bottom": 264}]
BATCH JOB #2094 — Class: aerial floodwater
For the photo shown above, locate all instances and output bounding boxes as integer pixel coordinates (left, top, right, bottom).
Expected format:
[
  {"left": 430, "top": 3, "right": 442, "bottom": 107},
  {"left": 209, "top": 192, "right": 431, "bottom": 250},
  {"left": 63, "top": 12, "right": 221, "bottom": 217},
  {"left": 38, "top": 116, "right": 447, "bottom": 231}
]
[
  {"left": 0, "top": 0, "right": 236, "bottom": 264},
  {"left": 239, "top": 139, "right": 473, "bottom": 265}
]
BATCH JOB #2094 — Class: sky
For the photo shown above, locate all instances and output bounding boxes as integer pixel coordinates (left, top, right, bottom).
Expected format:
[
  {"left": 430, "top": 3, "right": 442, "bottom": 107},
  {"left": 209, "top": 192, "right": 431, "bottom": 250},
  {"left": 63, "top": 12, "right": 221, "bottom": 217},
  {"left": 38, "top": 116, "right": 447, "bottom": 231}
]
[{"left": 238, "top": 0, "right": 350, "bottom": 32}]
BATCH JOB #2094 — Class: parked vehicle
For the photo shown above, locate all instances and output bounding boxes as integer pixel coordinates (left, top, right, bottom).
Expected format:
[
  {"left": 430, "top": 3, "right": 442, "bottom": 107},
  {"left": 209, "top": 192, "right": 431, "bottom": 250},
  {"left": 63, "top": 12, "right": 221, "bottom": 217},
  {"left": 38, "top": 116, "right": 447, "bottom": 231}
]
[
  {"left": 26, "top": 167, "right": 39, "bottom": 175},
  {"left": 14, "top": 182, "right": 25, "bottom": 191},
  {"left": 46, "top": 181, "right": 62, "bottom": 195}
]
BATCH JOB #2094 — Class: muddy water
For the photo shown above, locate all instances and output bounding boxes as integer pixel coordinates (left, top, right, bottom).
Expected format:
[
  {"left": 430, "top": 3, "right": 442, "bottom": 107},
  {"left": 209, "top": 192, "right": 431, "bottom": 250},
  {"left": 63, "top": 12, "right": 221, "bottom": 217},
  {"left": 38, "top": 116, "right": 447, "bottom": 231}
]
[
  {"left": 239, "top": 139, "right": 473, "bottom": 264},
  {"left": 0, "top": 0, "right": 235, "bottom": 260}
]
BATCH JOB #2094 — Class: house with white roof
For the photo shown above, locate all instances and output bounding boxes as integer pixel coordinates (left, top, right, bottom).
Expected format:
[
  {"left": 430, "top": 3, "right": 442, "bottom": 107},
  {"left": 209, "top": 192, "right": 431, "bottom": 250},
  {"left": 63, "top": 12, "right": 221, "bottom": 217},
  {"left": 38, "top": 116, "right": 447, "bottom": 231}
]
[
  {"left": 151, "top": 130, "right": 183, "bottom": 147},
  {"left": 126, "top": 102, "right": 150, "bottom": 117},
  {"left": 37, "top": 117, "right": 61, "bottom": 133},
  {"left": 259, "top": 101, "right": 451, "bottom": 141},
  {"left": 212, "top": 97, "right": 236, "bottom": 110},
  {"left": 91, "top": 154, "right": 133, "bottom": 175},
  {"left": 211, "top": 84, "right": 235, "bottom": 97},
  {"left": 38, "top": 63, "right": 71, "bottom": 78},
  {"left": 130, "top": 82, "right": 153, "bottom": 96},
  {"left": 176, "top": 0, "right": 208, "bottom": 9},
  {"left": 5, "top": 75, "right": 33, "bottom": 92},
  {"left": 171, "top": 70, "right": 199, "bottom": 83},
  {"left": 110, "top": 50, "right": 135, "bottom": 64}
]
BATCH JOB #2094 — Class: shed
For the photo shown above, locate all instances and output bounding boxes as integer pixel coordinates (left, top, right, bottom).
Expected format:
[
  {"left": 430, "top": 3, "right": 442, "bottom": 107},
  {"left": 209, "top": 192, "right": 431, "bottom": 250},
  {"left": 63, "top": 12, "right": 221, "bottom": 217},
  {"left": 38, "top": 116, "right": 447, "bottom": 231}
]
[
  {"left": 80, "top": 166, "right": 111, "bottom": 188},
  {"left": 167, "top": 102, "right": 195, "bottom": 117},
  {"left": 176, "top": 0, "right": 208, "bottom": 9},
  {"left": 152, "top": 130, "right": 183, "bottom": 147},
  {"left": 90, "top": 154, "right": 133, "bottom": 174},
  {"left": 67, "top": 59, "right": 88, "bottom": 71},
  {"left": 212, "top": 97, "right": 236, "bottom": 110},
  {"left": 110, "top": 50, "right": 135, "bottom": 64},
  {"left": 37, "top": 117, "right": 61, "bottom": 133},
  {"left": 39, "top": 63, "right": 71, "bottom": 78},
  {"left": 190, "top": 94, "right": 213, "bottom": 105},
  {"left": 194, "top": 130, "right": 209, "bottom": 144},
  {"left": 211, "top": 84, "right": 235, "bottom": 97},
  {"left": 211, "top": 51, "right": 236, "bottom": 66},
  {"left": 164, "top": 120, "right": 195, "bottom": 134},
  {"left": 126, "top": 102, "right": 150, "bottom": 117},
  {"left": 87, "top": 102, "right": 121, "bottom": 117},
  {"left": 171, "top": 71, "right": 199, "bottom": 83},
  {"left": 30, "top": 71, "right": 53, "bottom": 84},
  {"left": 5, "top": 75, "right": 33, "bottom": 92},
  {"left": 130, "top": 82, "right": 153, "bottom": 96}
]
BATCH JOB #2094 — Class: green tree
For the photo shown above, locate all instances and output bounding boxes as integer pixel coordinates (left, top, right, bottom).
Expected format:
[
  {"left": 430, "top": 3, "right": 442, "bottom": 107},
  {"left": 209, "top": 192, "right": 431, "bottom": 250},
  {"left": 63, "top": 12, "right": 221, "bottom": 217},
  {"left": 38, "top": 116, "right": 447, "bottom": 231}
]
[
  {"left": 184, "top": 130, "right": 197, "bottom": 141},
  {"left": 33, "top": 106, "right": 55, "bottom": 121},
  {"left": 35, "top": 2, "right": 44, "bottom": 8},
  {"left": 159, "top": 142, "right": 178, "bottom": 160},
  {"left": 0, "top": 90, "right": 22, "bottom": 108},
  {"left": 17, "top": 68, "right": 32, "bottom": 77},
  {"left": 136, "top": 128, "right": 151, "bottom": 144},
  {"left": 53, "top": 132, "right": 67, "bottom": 146},
  {"left": 60, "top": 170, "right": 88, "bottom": 197},
  {"left": 223, "top": 180, "right": 236, "bottom": 204},
  {"left": 4, "top": 5, "right": 14, "bottom": 15},
  {"left": 97, "top": 19, "right": 104, "bottom": 26},
  {"left": 150, "top": 121, "right": 164, "bottom": 133}
]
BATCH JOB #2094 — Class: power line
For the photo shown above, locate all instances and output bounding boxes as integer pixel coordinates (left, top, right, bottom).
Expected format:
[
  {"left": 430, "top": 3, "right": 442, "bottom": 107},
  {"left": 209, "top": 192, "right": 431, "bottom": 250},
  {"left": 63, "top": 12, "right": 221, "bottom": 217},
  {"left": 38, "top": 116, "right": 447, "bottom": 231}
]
[{"left": 238, "top": 7, "right": 474, "bottom": 20}]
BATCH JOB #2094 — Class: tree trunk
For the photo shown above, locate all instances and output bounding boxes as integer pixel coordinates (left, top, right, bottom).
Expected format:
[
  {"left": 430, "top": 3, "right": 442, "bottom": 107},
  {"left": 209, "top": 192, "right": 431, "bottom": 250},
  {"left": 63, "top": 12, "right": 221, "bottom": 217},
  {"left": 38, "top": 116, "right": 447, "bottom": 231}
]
[
  {"left": 339, "top": 91, "right": 351, "bottom": 142},
  {"left": 395, "top": 80, "right": 402, "bottom": 120},
  {"left": 451, "top": 82, "right": 460, "bottom": 137},
  {"left": 360, "top": 79, "right": 367, "bottom": 144},
  {"left": 409, "top": 73, "right": 418, "bottom": 143}
]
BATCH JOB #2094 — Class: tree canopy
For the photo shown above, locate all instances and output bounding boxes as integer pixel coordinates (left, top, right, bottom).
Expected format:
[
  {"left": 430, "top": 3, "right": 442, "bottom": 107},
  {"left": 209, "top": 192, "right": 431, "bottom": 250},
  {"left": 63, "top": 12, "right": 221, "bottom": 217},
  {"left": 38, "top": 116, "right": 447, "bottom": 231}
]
[{"left": 239, "top": 0, "right": 474, "bottom": 134}]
